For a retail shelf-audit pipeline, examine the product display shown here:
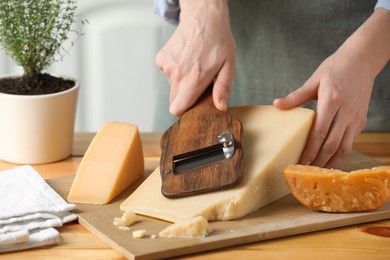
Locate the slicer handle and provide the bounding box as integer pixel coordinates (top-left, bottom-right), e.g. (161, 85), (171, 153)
(159, 79), (244, 198)
(187, 82), (215, 114)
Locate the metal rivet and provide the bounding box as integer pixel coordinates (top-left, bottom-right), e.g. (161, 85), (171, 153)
(218, 131), (235, 159)
(218, 131), (233, 147)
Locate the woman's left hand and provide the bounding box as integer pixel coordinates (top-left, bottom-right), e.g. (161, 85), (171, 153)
(273, 48), (374, 168)
(274, 8), (390, 169)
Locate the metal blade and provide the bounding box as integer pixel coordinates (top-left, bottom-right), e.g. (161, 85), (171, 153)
(173, 144), (225, 174)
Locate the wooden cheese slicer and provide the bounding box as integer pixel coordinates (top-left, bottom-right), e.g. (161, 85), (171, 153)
(160, 82), (244, 198)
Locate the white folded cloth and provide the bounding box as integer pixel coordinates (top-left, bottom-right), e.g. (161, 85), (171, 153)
(0, 230), (29, 246)
(0, 165), (77, 253)
(0, 228), (61, 253)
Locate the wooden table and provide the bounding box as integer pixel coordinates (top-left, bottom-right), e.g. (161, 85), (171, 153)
(1, 132), (390, 259)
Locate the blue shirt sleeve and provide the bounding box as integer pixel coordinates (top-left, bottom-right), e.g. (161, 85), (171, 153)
(153, 0), (389, 25)
(375, 0), (390, 10)
(154, 0), (180, 25)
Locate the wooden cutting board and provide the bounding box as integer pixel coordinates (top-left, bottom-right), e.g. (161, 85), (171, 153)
(48, 150), (390, 260)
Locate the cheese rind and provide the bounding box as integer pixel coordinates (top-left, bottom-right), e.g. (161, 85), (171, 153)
(121, 106), (314, 222)
(284, 165), (390, 212)
(68, 122), (144, 204)
(159, 216), (211, 238)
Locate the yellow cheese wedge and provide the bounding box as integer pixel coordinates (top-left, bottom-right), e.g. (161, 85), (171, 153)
(68, 122), (144, 204)
(120, 106), (314, 222)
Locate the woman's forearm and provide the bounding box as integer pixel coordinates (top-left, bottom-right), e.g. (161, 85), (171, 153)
(339, 8), (390, 79)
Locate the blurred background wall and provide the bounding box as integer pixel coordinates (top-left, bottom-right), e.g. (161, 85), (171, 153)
(0, 0), (172, 132)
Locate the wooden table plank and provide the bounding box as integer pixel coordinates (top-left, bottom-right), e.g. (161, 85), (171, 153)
(353, 133), (390, 165)
(177, 220), (390, 260)
(137, 226), (390, 260)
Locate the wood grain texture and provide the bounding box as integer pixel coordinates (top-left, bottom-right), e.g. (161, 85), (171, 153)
(0, 132), (389, 259)
(160, 87), (243, 197)
(177, 220), (390, 260)
(353, 133), (390, 165)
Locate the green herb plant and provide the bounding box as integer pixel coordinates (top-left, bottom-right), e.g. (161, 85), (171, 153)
(0, 0), (83, 77)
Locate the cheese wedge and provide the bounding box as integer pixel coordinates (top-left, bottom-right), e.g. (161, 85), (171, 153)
(68, 122), (144, 204)
(121, 106), (314, 222)
(284, 164), (390, 212)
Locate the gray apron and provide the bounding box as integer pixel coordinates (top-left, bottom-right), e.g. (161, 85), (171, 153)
(154, 0), (390, 132)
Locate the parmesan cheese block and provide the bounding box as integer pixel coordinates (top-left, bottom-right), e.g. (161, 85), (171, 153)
(159, 216), (212, 238)
(68, 122), (144, 204)
(284, 164), (390, 212)
(121, 106), (314, 222)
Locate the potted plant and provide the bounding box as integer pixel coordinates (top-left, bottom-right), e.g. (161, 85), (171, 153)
(0, 0), (84, 164)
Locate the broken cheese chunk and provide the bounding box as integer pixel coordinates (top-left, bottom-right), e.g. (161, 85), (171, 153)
(68, 122), (144, 204)
(284, 164), (390, 212)
(113, 210), (137, 226)
(159, 216), (211, 238)
(132, 229), (146, 238)
(121, 106), (314, 222)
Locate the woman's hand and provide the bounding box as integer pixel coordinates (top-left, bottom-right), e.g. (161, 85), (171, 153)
(155, 0), (236, 116)
(274, 8), (390, 168)
(274, 50), (374, 168)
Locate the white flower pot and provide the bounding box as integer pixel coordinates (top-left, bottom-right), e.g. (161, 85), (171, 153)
(0, 75), (79, 164)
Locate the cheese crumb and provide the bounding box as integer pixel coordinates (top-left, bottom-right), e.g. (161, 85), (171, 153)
(118, 226), (131, 231)
(132, 229), (146, 238)
(159, 216), (212, 238)
(113, 210), (137, 226)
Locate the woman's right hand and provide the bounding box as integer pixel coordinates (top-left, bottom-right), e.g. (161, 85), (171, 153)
(155, 0), (236, 116)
